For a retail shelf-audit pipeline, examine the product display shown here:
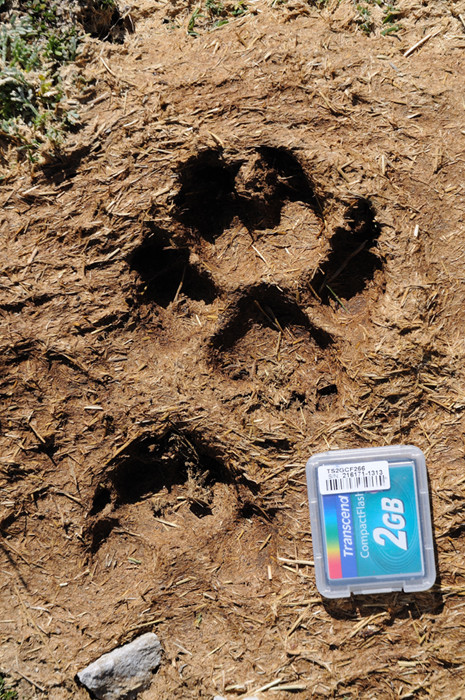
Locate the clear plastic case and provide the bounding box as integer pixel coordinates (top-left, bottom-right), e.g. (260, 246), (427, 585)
(306, 445), (436, 598)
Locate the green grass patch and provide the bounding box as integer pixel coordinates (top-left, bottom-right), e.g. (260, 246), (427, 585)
(270, 0), (329, 7)
(353, 0), (402, 35)
(0, 675), (16, 700)
(0, 2), (81, 160)
(268, 0), (402, 35)
(95, 0), (117, 7)
(187, 0), (248, 36)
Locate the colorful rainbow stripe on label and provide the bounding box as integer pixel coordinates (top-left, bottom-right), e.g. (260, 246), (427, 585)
(323, 494), (357, 579)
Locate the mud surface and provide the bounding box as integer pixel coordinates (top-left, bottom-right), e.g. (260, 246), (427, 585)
(2, 1), (465, 698)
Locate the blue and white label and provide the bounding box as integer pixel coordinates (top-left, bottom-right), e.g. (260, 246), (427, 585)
(321, 463), (424, 580)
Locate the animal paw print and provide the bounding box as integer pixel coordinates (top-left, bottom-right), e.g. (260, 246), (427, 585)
(157, 146), (381, 397)
(87, 427), (259, 553)
(87, 144), (383, 555)
(173, 145), (319, 240)
(130, 147), (381, 299)
(311, 197), (382, 305)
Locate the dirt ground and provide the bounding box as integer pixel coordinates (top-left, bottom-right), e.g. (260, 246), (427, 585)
(2, 0), (465, 697)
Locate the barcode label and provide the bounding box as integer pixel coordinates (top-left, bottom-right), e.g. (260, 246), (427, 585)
(318, 461), (390, 495)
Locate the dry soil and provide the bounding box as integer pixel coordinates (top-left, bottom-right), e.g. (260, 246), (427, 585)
(2, 1), (465, 698)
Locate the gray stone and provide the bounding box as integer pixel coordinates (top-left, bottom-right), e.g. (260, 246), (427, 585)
(77, 632), (162, 700)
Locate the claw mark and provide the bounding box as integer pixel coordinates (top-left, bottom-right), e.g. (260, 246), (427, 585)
(129, 230), (217, 307)
(312, 198), (382, 304)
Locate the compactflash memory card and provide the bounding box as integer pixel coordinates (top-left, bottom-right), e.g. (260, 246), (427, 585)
(306, 446), (436, 598)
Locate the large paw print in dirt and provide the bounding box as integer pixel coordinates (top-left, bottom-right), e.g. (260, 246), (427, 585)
(87, 144), (384, 570)
(133, 145), (382, 299)
(173, 146), (319, 241)
(87, 427), (265, 564)
(129, 146), (383, 398)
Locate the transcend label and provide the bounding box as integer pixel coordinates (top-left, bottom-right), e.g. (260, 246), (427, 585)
(321, 463), (423, 580)
(318, 461), (390, 496)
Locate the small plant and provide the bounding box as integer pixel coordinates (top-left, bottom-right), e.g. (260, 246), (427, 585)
(206, 0), (229, 28)
(381, 3), (401, 34)
(0, 66), (39, 122)
(0, 3), (82, 159)
(355, 3), (373, 34)
(0, 674), (17, 700)
(44, 27), (78, 63)
(187, 6), (203, 36)
(231, 1), (247, 16)
(206, 0), (224, 17)
(272, 0), (329, 8)
(353, 0), (401, 35)
(187, 0), (248, 36)
(96, 0), (117, 7)
(24, 0), (58, 25)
